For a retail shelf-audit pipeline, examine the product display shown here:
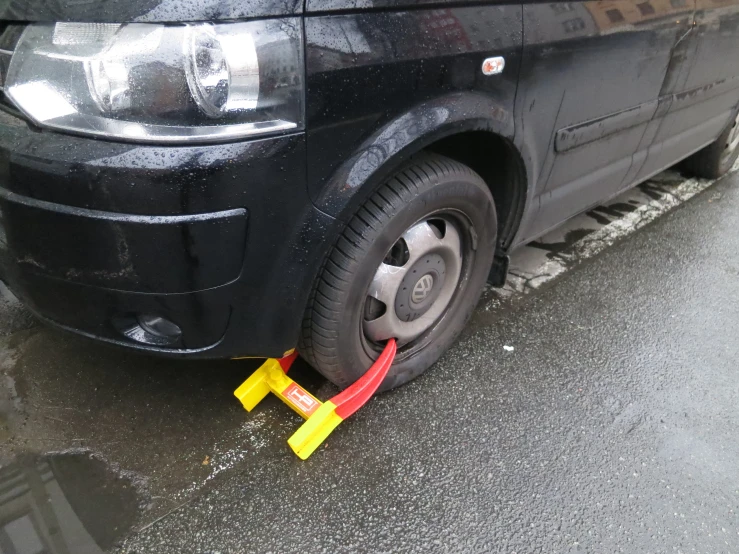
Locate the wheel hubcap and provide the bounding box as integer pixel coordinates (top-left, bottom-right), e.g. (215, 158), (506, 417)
(394, 252), (446, 322)
(412, 274), (434, 304)
(363, 217), (463, 346)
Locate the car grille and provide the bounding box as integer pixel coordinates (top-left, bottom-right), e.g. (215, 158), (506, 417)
(0, 23), (27, 112)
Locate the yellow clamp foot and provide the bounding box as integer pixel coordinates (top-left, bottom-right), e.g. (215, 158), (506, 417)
(288, 401), (343, 459)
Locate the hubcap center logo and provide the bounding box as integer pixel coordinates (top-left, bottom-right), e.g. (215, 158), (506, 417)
(411, 274), (435, 304)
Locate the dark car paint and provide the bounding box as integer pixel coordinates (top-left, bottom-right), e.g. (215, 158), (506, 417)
(518, 0), (739, 242)
(0, 0), (737, 358)
(518, 2), (692, 239)
(304, 6), (523, 221)
(0, 116), (334, 355)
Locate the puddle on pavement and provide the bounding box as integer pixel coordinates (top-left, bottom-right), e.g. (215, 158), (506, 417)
(0, 451), (146, 553)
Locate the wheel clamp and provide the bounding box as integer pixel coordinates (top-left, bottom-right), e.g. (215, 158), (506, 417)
(234, 339), (397, 460)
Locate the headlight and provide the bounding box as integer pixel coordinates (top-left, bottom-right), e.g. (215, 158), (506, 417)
(5, 20), (303, 143)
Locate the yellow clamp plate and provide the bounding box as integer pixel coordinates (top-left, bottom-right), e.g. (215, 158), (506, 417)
(234, 359), (321, 418)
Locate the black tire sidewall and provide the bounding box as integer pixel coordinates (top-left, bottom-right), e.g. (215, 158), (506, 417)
(682, 106), (739, 179)
(333, 175), (496, 390)
(718, 116), (739, 175)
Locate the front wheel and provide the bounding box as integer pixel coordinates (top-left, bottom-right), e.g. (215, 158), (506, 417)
(299, 154), (497, 391)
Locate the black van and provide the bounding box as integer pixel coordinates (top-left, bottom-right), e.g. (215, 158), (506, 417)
(0, 0), (737, 389)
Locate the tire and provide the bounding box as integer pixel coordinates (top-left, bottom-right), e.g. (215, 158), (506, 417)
(682, 108), (739, 179)
(299, 153), (497, 391)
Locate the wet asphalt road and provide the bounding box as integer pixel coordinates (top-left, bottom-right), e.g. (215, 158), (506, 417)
(1, 169), (739, 553)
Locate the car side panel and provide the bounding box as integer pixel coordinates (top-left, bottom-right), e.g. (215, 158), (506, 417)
(660, 0), (739, 159)
(621, 0), (697, 186)
(688, 0), (739, 95)
(304, 7), (523, 220)
(515, 1), (688, 242)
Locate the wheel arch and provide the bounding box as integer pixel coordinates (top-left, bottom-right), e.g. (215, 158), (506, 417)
(310, 91), (530, 251)
(426, 131), (527, 250)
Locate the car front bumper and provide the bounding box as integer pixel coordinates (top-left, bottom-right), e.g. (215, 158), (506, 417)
(0, 108), (334, 358)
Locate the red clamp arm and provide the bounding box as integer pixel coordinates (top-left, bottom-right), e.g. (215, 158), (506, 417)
(277, 350), (299, 372)
(330, 339), (397, 419)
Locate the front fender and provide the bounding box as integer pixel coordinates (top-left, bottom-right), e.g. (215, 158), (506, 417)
(310, 92), (515, 222)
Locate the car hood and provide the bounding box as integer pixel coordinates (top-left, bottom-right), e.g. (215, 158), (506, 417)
(0, 0), (302, 23)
